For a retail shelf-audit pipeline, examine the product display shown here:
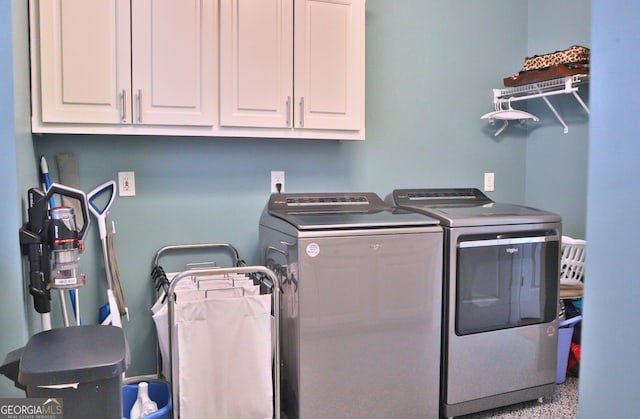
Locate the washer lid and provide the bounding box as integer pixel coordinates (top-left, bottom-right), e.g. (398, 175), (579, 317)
(266, 192), (439, 230)
(391, 188), (561, 227)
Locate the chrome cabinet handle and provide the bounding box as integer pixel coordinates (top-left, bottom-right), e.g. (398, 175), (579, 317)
(286, 96), (291, 127)
(137, 89), (142, 123)
(120, 89), (127, 122)
(299, 97), (304, 127)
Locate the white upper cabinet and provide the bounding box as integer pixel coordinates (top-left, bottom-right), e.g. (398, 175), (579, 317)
(219, 0), (293, 128)
(30, 0), (364, 139)
(294, 0), (363, 131)
(31, 0), (217, 131)
(131, 0), (216, 126)
(35, 0), (132, 124)
(219, 0), (365, 136)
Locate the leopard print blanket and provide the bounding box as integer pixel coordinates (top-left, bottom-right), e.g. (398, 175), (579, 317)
(522, 45), (590, 71)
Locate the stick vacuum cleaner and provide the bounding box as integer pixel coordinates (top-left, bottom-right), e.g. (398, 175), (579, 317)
(1, 182), (129, 419)
(18, 183), (90, 320)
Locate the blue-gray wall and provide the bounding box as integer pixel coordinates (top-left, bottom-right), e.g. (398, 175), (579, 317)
(579, 1), (640, 417)
(0, 0), (35, 397)
(526, 1), (591, 239)
(32, 0), (533, 377)
(9, 3), (633, 417)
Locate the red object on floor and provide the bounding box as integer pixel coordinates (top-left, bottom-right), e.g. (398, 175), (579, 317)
(567, 342), (581, 372)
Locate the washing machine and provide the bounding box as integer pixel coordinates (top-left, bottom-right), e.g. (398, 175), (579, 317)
(388, 188), (561, 418)
(259, 192), (443, 419)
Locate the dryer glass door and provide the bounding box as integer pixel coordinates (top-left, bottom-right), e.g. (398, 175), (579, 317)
(455, 232), (559, 335)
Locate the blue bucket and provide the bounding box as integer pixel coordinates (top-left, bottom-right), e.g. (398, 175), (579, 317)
(556, 316), (582, 384)
(556, 327), (574, 383)
(123, 380), (172, 419)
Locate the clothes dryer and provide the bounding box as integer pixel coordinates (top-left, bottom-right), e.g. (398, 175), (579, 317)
(389, 188), (561, 418)
(259, 192), (443, 419)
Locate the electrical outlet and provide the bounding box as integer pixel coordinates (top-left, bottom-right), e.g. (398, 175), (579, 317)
(484, 172), (495, 192)
(118, 171), (136, 196)
(271, 171), (285, 193)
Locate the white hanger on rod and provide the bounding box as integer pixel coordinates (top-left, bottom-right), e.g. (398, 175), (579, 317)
(481, 97), (540, 136)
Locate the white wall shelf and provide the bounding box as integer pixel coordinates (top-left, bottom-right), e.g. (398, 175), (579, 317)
(483, 74), (590, 136)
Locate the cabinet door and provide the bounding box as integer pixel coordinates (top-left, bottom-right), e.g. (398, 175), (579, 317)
(131, 0), (217, 126)
(219, 0), (293, 128)
(36, 0), (131, 124)
(294, 0), (364, 131)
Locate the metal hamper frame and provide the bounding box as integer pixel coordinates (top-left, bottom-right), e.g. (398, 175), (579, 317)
(152, 244), (281, 418)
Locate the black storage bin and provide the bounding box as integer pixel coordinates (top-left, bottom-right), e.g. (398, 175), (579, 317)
(18, 325), (128, 419)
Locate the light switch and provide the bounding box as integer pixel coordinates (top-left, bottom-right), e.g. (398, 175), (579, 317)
(484, 172), (495, 192)
(118, 171), (136, 196)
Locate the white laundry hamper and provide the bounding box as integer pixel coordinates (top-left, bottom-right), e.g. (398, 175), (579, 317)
(149, 244), (280, 419)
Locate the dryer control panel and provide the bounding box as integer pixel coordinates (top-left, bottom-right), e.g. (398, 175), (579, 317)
(268, 192), (388, 214)
(392, 188), (493, 207)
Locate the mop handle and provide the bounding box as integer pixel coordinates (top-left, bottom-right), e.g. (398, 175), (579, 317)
(88, 180), (117, 240)
(88, 181), (117, 291)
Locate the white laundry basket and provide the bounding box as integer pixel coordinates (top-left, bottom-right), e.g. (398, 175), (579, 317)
(560, 236), (586, 299)
(560, 236), (586, 282)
